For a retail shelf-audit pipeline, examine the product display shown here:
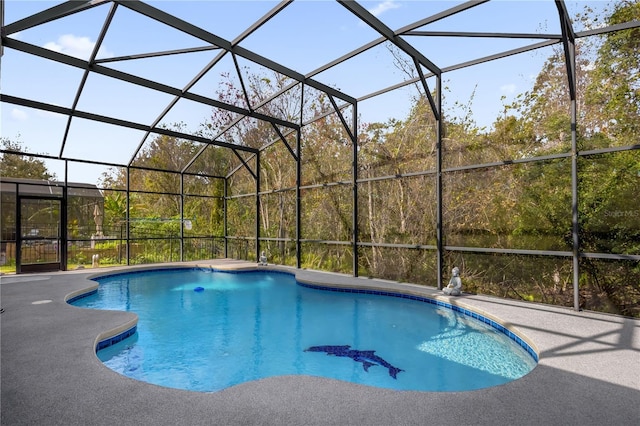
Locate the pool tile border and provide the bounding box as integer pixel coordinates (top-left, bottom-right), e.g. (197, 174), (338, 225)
(296, 281), (539, 362)
(73, 266), (538, 362)
(96, 326), (137, 351)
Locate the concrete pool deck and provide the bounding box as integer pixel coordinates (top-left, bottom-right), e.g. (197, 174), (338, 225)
(1, 259), (639, 425)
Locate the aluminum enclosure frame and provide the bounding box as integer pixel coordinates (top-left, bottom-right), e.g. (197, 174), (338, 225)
(1, 0), (639, 312)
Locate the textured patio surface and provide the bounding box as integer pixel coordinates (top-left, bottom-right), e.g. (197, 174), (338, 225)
(1, 259), (639, 425)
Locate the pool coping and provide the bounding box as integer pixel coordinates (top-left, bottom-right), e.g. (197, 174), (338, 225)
(2, 259), (639, 426)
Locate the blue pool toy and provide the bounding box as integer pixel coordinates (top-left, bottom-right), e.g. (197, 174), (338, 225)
(194, 286), (205, 292)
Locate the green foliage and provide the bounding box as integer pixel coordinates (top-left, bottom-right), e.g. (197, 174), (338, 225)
(103, 191), (127, 226)
(579, 151), (640, 255)
(585, 1), (640, 141)
(0, 138), (55, 180)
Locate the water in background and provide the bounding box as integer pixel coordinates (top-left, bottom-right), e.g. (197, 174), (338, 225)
(74, 269), (536, 392)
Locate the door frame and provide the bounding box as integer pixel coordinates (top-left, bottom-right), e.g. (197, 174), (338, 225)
(16, 194), (67, 274)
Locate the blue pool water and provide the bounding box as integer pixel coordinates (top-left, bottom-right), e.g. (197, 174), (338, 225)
(71, 268), (536, 392)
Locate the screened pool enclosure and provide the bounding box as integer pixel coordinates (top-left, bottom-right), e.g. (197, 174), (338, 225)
(1, 1), (639, 316)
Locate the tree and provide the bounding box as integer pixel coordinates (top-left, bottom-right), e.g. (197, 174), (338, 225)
(585, 0), (640, 145)
(204, 68), (358, 267)
(357, 95), (439, 278)
(0, 138), (55, 180)
(489, 2), (640, 315)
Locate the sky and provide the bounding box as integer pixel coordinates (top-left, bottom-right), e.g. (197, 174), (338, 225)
(1, 0), (612, 184)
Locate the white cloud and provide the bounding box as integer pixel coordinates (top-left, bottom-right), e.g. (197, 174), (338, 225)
(369, 0), (401, 17)
(43, 34), (113, 60)
(500, 83), (517, 94)
(36, 109), (64, 119)
(10, 108), (28, 121)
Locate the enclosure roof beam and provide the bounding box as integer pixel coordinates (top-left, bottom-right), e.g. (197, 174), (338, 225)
(555, 0), (577, 101)
(230, 0), (293, 46)
(404, 31), (562, 39)
(393, 0), (490, 35)
(359, 21), (637, 105)
(3, 38), (298, 131)
(357, 11), (638, 104)
(441, 39), (559, 73)
(61, 1), (118, 159)
(337, 0), (441, 76)
(94, 45), (222, 64)
(174, 0), (299, 175)
(328, 95), (354, 142)
(0, 94), (259, 155)
(226, 159), (251, 180)
(117, 0), (356, 105)
(307, 1), (487, 84)
(306, 38), (385, 79)
(232, 150), (257, 180)
(270, 123), (298, 162)
(130, 0), (294, 169)
(576, 20), (640, 37)
(2, 0), (106, 35)
(356, 37), (557, 104)
(413, 57), (439, 121)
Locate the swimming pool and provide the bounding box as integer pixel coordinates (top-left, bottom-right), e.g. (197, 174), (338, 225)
(70, 268), (537, 392)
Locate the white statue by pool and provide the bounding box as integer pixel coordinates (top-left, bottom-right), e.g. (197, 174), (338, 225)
(259, 251), (268, 266)
(443, 267), (462, 296)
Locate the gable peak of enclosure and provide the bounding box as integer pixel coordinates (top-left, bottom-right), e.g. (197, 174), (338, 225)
(1, 1), (639, 317)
